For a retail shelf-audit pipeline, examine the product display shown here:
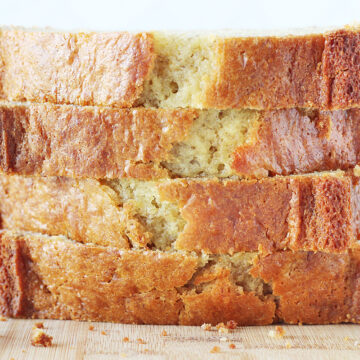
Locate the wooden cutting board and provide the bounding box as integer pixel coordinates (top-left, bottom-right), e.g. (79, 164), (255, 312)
(1, 319), (360, 359)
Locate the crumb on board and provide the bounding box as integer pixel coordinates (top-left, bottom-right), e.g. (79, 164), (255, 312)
(34, 322), (44, 329)
(210, 346), (220, 353)
(88, 325), (94, 331)
(0, 315), (7, 321)
(344, 336), (350, 341)
(229, 343), (236, 349)
(354, 340), (360, 347)
(201, 323), (212, 331)
(268, 326), (285, 338)
(101, 331), (107, 335)
(31, 327), (53, 347)
(286, 342), (292, 349)
(220, 337), (228, 342)
(298, 322), (303, 326)
(161, 330), (168, 336)
(226, 320), (238, 329)
(123, 337), (130, 342)
(137, 338), (147, 344)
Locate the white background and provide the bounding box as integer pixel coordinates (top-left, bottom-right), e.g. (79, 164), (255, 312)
(0, 0), (359, 31)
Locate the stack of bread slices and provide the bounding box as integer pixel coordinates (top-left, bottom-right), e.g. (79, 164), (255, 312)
(1, 26), (360, 325)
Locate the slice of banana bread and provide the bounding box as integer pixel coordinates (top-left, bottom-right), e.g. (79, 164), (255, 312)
(2, 103), (360, 179)
(1, 27), (360, 110)
(0, 170), (357, 254)
(1, 230), (359, 325)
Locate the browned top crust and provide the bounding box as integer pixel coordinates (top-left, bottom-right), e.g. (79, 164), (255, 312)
(251, 250), (360, 324)
(205, 28), (360, 110)
(0, 231), (274, 325)
(232, 108), (360, 177)
(159, 174), (355, 254)
(0, 103), (197, 179)
(0, 29), (155, 107)
(206, 35), (324, 110)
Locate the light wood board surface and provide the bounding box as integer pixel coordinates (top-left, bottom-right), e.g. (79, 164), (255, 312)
(1, 319), (360, 359)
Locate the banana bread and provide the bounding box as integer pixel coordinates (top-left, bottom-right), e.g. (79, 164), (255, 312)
(1, 27), (360, 110)
(2, 102), (360, 179)
(0, 171), (357, 254)
(1, 230), (360, 325)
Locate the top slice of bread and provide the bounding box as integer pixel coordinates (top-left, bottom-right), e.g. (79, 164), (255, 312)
(1, 27), (360, 110)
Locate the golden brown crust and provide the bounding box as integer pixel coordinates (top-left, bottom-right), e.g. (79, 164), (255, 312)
(0, 231), (274, 325)
(0, 29), (155, 107)
(322, 29), (360, 109)
(205, 35), (324, 110)
(251, 250), (360, 324)
(0, 103), (198, 180)
(205, 29), (360, 110)
(159, 174), (355, 254)
(232, 109), (360, 177)
(0, 175), (152, 249)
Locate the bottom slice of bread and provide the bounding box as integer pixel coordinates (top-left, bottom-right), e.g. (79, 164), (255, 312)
(1, 230), (360, 325)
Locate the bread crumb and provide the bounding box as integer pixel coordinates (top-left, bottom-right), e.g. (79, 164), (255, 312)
(123, 337), (129, 342)
(161, 330), (168, 336)
(88, 325), (94, 331)
(275, 326), (285, 337)
(354, 340), (360, 347)
(144, 349), (149, 352)
(31, 327), (53, 347)
(0, 315), (7, 321)
(354, 165), (360, 177)
(298, 322), (303, 326)
(137, 338), (147, 344)
(220, 337), (228, 342)
(344, 336), (349, 341)
(101, 331), (106, 335)
(269, 326), (285, 338)
(218, 327), (229, 334)
(34, 322), (44, 329)
(201, 323), (212, 331)
(210, 346), (220, 353)
(216, 322), (229, 334)
(229, 343), (236, 349)
(286, 342), (292, 349)
(226, 320), (237, 329)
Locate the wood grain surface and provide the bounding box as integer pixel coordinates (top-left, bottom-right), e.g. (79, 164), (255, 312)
(1, 319), (360, 359)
